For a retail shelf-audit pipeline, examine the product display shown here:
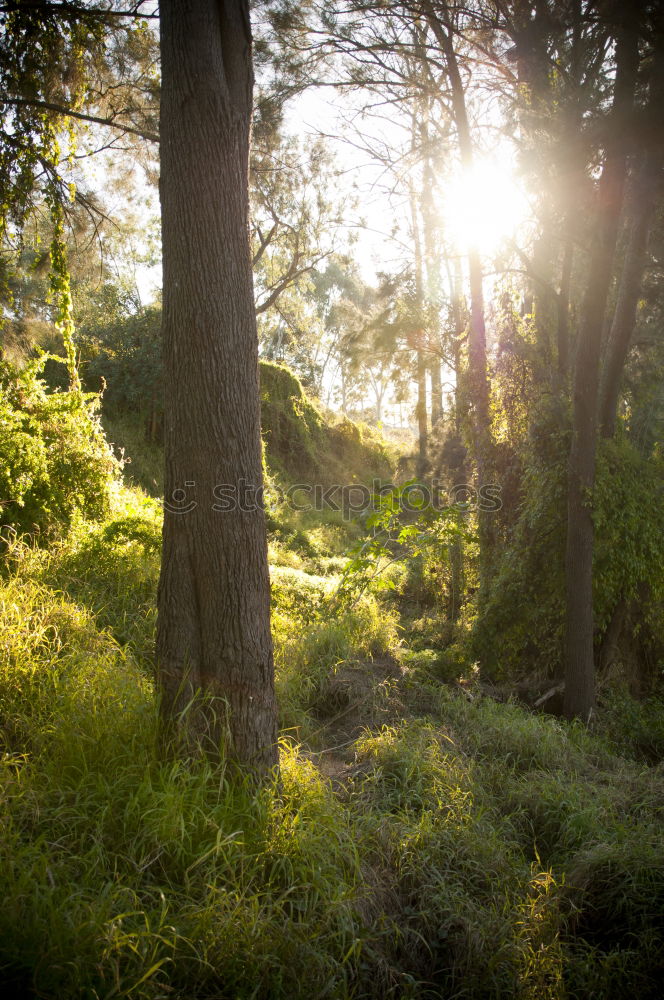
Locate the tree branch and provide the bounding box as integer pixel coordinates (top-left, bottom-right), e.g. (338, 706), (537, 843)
(2, 97), (159, 142)
(0, 1), (158, 18)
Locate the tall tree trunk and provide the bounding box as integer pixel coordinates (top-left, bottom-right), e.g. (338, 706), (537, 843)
(420, 98), (443, 427)
(556, 0), (584, 386)
(375, 381), (384, 423)
(530, 224), (556, 373)
(416, 350), (428, 473)
(157, 0), (278, 774)
(563, 21), (638, 720)
(598, 31), (664, 440)
(447, 256), (466, 620)
(447, 256), (465, 437)
(600, 142), (664, 437)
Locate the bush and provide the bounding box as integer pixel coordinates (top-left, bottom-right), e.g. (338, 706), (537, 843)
(0, 357), (119, 540)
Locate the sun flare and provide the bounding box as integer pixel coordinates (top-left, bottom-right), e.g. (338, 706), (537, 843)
(444, 157), (530, 256)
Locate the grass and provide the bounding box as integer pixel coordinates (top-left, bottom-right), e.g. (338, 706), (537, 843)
(1, 484), (664, 998)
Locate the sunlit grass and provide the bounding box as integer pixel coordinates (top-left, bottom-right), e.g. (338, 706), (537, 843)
(0, 487), (663, 997)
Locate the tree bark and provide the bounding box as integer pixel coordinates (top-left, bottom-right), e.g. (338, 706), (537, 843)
(600, 143), (664, 437)
(555, 0), (584, 386)
(157, 0), (278, 774)
(563, 20), (639, 720)
(430, 360), (443, 426)
(420, 100), (443, 427)
(448, 256), (466, 619)
(416, 349), (428, 474)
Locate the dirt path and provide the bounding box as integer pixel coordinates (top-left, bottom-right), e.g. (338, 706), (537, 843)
(307, 653), (408, 788)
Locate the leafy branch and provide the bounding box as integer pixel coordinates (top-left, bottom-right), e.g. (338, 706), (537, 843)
(333, 479), (474, 609)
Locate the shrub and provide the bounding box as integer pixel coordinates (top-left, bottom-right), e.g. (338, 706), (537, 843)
(0, 357), (119, 540)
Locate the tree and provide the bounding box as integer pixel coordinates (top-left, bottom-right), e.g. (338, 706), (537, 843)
(157, 0), (278, 774)
(0, 0), (160, 385)
(295, 0), (496, 574)
(421, 4), (493, 577)
(251, 132), (339, 317)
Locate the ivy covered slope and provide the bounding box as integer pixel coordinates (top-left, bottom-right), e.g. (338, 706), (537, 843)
(259, 360), (393, 484)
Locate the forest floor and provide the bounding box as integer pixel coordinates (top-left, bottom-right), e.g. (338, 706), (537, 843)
(1, 479), (664, 999)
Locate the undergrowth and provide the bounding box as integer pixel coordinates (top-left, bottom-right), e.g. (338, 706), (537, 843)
(0, 486), (663, 998)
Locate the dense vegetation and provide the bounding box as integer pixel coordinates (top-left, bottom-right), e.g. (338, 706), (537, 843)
(0, 365), (663, 997)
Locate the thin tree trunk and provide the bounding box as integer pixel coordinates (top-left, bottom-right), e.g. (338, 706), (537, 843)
(420, 97), (443, 427)
(375, 380), (385, 424)
(448, 256), (465, 437)
(557, 0), (583, 386)
(531, 225), (556, 372)
(448, 257), (466, 619)
(410, 184), (428, 475)
(598, 597), (628, 675)
(157, 0), (278, 774)
(557, 234), (573, 382)
(430, 361), (443, 426)
(416, 350), (428, 473)
(563, 21), (638, 720)
(424, 4), (493, 589)
(448, 532), (464, 622)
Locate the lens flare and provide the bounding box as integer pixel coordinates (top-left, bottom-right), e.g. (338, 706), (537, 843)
(444, 157), (529, 256)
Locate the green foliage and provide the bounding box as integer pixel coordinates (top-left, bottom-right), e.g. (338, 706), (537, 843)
(0, 532), (367, 999)
(46, 198), (78, 388)
(335, 479), (469, 608)
(0, 357), (119, 540)
(0, 6), (97, 298)
(1, 488), (664, 997)
(260, 360), (392, 484)
(593, 435), (664, 631)
(328, 415), (394, 480)
(103, 412), (164, 497)
(81, 306), (163, 418)
(0, 2), (158, 332)
(271, 563), (399, 739)
(0, 7), (157, 392)
(596, 686), (664, 762)
(252, 134), (350, 377)
(81, 339), (392, 493)
(471, 400), (568, 681)
(472, 404), (664, 684)
(401, 643), (470, 683)
(40, 492), (161, 668)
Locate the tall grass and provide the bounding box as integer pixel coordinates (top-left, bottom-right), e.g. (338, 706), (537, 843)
(1, 489), (663, 997)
